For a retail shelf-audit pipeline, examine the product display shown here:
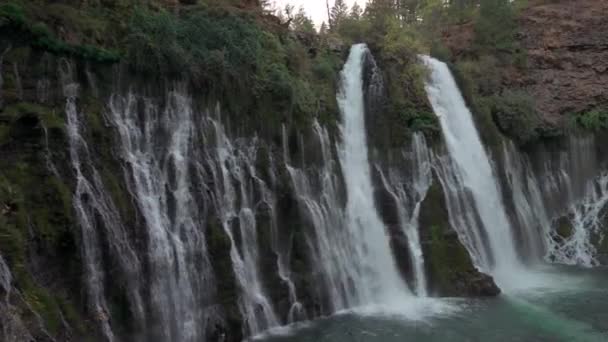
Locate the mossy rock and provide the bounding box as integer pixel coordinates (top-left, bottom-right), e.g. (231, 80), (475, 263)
(2, 102), (63, 130)
(419, 174), (500, 297)
(205, 217), (243, 341)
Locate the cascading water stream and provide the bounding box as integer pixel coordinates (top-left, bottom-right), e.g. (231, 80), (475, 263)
(502, 141), (552, 262)
(337, 44), (411, 304)
(0, 253), (11, 303)
(205, 115), (280, 334)
(402, 133), (433, 296)
(62, 63), (145, 342)
(285, 122), (354, 311)
(109, 91), (217, 341)
(501, 134), (608, 266)
(422, 56), (525, 285)
(557, 173), (608, 266)
(375, 133), (432, 297)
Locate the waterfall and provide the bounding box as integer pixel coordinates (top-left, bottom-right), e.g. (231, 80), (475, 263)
(422, 55), (608, 279)
(554, 173), (608, 266)
(537, 136), (606, 266)
(422, 56), (524, 283)
(109, 92), (217, 341)
(375, 133), (432, 297)
(0, 253), (10, 303)
(110, 92), (294, 337)
(501, 136), (608, 266)
(502, 141), (552, 262)
(62, 62), (145, 342)
(336, 44), (410, 304)
(285, 122), (353, 311)
(205, 113), (280, 334)
(403, 133), (433, 296)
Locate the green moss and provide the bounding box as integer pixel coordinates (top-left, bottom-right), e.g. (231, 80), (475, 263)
(58, 297), (88, 335)
(0, 122), (81, 335)
(428, 224), (474, 288)
(419, 178), (480, 295)
(22, 285), (63, 334)
(2, 102), (64, 129)
(206, 218), (242, 333)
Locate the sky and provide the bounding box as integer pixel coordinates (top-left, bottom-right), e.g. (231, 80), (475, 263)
(273, 0), (365, 27)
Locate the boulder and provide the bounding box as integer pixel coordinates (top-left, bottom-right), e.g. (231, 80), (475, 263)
(419, 173), (501, 297)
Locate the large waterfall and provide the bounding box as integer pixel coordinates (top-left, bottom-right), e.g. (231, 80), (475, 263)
(37, 46), (605, 342)
(422, 56), (608, 287)
(336, 44), (411, 304)
(422, 56), (526, 284)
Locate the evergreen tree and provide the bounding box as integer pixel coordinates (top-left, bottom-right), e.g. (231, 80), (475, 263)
(319, 21), (329, 35)
(330, 0), (349, 29)
(448, 0), (479, 23)
(399, 0), (420, 24)
(475, 0), (516, 52)
(350, 2), (363, 20)
(292, 6), (316, 33)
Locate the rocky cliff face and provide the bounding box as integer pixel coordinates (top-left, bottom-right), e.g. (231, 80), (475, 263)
(513, 0), (608, 125)
(3, 1), (607, 341)
(443, 0), (608, 127)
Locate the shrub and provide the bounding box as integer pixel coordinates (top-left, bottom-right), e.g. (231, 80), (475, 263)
(575, 108), (608, 131)
(429, 40), (452, 63)
(474, 0), (517, 53)
(455, 56), (501, 97)
(409, 110), (440, 135)
(0, 2), (27, 27)
(489, 90), (540, 145)
(0, 2), (119, 63)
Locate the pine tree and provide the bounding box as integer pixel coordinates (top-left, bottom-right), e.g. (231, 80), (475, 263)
(475, 0), (516, 52)
(330, 0), (349, 29)
(350, 2), (363, 20)
(319, 22), (329, 35)
(292, 6), (316, 33)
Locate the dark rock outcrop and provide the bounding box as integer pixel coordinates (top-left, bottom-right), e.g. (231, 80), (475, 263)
(418, 174), (500, 297)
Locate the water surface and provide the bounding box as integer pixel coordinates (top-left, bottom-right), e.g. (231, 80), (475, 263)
(256, 266), (608, 342)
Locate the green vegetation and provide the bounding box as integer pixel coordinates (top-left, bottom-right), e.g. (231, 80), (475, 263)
(419, 179), (482, 296)
(572, 108), (608, 131)
(0, 94), (87, 336)
(0, 2), (119, 63)
(489, 90), (540, 145)
(474, 0), (518, 53)
(0, 152), (82, 336)
(125, 5), (341, 131)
